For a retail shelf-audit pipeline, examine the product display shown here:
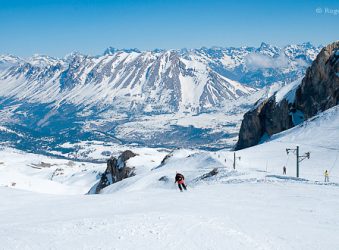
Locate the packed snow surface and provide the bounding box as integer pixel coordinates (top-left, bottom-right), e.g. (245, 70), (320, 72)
(1, 182), (338, 250)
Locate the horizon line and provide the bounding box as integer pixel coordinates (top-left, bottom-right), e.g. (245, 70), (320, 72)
(0, 41), (328, 59)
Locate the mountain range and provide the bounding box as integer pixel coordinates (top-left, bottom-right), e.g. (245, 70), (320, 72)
(0, 42), (322, 156)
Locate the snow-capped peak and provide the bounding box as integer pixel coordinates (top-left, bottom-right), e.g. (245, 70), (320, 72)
(27, 54), (62, 67)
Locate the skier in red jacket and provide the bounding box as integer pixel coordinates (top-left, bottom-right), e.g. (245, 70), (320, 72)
(175, 172), (187, 192)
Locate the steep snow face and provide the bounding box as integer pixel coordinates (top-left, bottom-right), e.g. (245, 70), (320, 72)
(275, 78), (302, 103)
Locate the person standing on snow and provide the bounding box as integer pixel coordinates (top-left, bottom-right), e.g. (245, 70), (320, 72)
(175, 172), (187, 192)
(324, 170), (329, 182)
(283, 166), (286, 175)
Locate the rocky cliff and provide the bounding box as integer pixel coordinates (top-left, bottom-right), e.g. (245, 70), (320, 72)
(236, 41), (339, 150)
(295, 42), (339, 118)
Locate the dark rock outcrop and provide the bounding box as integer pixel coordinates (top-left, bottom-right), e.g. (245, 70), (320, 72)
(89, 150), (137, 194)
(236, 97), (292, 149)
(191, 168), (219, 184)
(160, 152), (173, 165)
(236, 41), (339, 150)
(295, 42), (339, 119)
(200, 168), (219, 179)
(158, 176), (170, 182)
(151, 151), (174, 170)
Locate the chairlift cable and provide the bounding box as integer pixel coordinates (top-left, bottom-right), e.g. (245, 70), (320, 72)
(329, 150), (339, 173)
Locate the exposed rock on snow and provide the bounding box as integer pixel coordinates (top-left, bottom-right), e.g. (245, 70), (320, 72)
(192, 168), (219, 182)
(153, 152), (174, 170)
(236, 41), (339, 150)
(160, 152), (173, 165)
(158, 176), (170, 182)
(89, 150), (137, 194)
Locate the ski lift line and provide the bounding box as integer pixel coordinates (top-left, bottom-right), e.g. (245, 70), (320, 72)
(285, 153), (290, 166)
(272, 140), (339, 151)
(233, 155), (339, 180)
(257, 159), (338, 181)
(329, 150), (339, 173)
(265, 167), (339, 178)
(235, 155), (285, 160)
(300, 143), (338, 151)
(278, 140), (339, 176)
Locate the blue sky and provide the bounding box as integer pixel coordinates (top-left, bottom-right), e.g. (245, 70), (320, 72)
(0, 0), (338, 57)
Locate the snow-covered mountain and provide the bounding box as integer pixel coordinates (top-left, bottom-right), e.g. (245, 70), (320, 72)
(0, 43), (321, 153)
(0, 50), (253, 113)
(0, 42), (320, 111)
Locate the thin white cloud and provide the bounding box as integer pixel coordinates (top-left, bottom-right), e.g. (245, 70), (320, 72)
(245, 53), (290, 70)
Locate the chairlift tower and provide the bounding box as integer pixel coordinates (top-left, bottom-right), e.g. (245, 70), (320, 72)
(233, 152), (241, 170)
(286, 146), (310, 178)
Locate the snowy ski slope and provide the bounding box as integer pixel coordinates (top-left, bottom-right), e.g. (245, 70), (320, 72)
(0, 103), (338, 249)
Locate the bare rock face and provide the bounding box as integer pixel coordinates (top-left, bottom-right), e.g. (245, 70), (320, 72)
(236, 97), (292, 150)
(236, 41), (339, 150)
(89, 150), (137, 194)
(119, 150), (137, 163)
(295, 42), (339, 119)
